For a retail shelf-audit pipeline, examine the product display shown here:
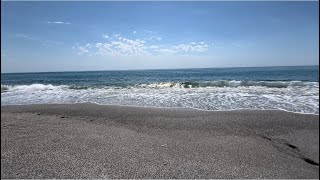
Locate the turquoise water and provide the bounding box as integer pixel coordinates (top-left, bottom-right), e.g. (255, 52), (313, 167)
(1, 66), (319, 114)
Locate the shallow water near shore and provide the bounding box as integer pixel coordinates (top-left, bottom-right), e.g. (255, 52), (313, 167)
(1, 66), (319, 114)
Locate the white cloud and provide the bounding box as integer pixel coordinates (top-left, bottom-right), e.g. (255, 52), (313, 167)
(15, 34), (29, 38)
(154, 48), (177, 55)
(94, 36), (149, 56)
(173, 42), (208, 53)
(85, 43), (92, 48)
(75, 43), (93, 55)
(78, 46), (89, 55)
(149, 45), (159, 49)
(133, 31), (137, 34)
(151, 42), (209, 55)
(146, 36), (163, 41)
(232, 43), (241, 47)
(102, 34), (109, 39)
(42, 43), (51, 47)
(75, 33), (210, 57)
(47, 21), (71, 25)
(96, 43), (103, 48)
(43, 39), (61, 45)
(211, 41), (224, 48)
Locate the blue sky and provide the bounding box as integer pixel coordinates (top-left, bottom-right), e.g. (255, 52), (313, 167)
(1, 1), (319, 73)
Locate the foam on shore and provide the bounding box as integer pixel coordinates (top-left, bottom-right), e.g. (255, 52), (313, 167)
(1, 81), (319, 114)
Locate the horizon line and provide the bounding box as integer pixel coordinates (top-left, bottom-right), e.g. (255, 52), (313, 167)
(1, 0), (318, 1)
(1, 64), (319, 74)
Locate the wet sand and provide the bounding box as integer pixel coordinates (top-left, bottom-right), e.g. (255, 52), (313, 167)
(1, 103), (319, 178)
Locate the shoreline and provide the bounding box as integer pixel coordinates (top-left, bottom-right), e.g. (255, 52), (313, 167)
(1, 103), (319, 178)
(2, 102), (319, 116)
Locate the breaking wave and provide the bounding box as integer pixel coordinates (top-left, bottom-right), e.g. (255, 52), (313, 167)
(1, 80), (319, 115)
(1, 80), (319, 92)
(136, 80), (319, 88)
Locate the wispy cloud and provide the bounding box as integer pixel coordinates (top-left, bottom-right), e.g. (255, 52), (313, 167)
(75, 33), (210, 57)
(173, 42), (208, 53)
(95, 38), (149, 56)
(211, 41), (225, 48)
(154, 48), (177, 55)
(102, 34), (109, 39)
(146, 36), (163, 41)
(73, 43), (92, 55)
(47, 21), (71, 25)
(149, 45), (159, 49)
(141, 30), (163, 41)
(75, 34), (150, 56)
(231, 42), (241, 47)
(114, 33), (121, 37)
(149, 42), (209, 55)
(42, 39), (61, 45)
(133, 31), (137, 34)
(78, 46), (90, 55)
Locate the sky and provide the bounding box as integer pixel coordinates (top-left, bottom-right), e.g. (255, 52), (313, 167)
(1, 1), (319, 73)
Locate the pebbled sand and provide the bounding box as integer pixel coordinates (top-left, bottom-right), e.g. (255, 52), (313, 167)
(1, 103), (319, 179)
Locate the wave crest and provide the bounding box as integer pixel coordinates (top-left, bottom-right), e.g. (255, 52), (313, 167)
(1, 80), (319, 92)
(136, 80), (319, 89)
(1, 81), (319, 114)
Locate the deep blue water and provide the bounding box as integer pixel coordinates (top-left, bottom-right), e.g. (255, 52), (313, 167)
(2, 66), (319, 87)
(1, 66), (319, 114)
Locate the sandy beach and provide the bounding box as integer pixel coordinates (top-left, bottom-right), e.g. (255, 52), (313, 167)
(1, 103), (319, 179)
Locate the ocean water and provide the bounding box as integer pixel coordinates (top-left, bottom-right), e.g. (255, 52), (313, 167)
(1, 66), (319, 114)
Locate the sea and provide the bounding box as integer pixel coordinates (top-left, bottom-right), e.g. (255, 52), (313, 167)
(1, 66), (319, 115)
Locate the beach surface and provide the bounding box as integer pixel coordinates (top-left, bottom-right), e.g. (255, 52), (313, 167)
(1, 103), (319, 178)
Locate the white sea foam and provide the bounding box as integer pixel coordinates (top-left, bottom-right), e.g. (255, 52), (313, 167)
(134, 80), (319, 89)
(1, 82), (319, 114)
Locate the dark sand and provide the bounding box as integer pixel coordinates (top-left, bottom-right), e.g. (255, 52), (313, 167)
(1, 103), (319, 179)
